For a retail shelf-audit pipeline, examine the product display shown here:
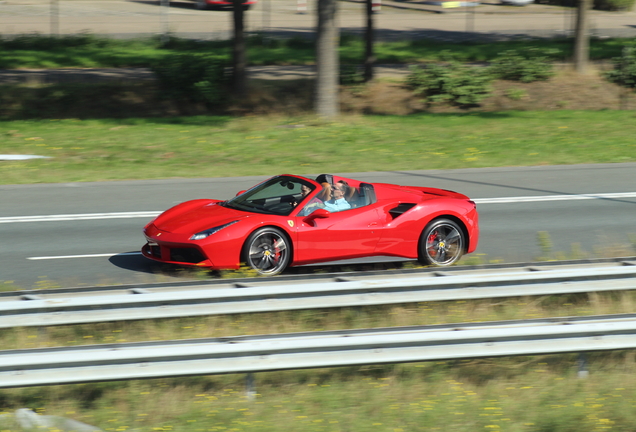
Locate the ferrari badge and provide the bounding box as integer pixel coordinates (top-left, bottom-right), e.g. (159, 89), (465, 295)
(287, 220), (294, 227)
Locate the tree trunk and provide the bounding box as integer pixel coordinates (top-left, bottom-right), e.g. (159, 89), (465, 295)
(232, 0), (247, 97)
(315, 0), (339, 118)
(364, 0), (375, 82)
(574, 0), (591, 74)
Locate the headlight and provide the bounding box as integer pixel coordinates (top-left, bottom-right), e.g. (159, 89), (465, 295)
(190, 220), (239, 240)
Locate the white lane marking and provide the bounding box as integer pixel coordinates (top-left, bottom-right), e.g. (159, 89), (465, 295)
(3, 192), (636, 225)
(474, 192), (636, 205)
(0, 154), (51, 160)
(0, 211), (161, 224)
(28, 252), (142, 261)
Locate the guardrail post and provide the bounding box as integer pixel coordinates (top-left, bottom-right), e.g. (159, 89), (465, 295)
(246, 373), (256, 400)
(577, 353), (589, 378)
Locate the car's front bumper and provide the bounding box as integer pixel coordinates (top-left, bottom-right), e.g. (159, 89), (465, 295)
(141, 223), (243, 269)
(141, 241), (211, 267)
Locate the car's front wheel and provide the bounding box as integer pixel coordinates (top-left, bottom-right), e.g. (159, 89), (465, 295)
(418, 218), (465, 266)
(242, 227), (290, 275)
(195, 0), (208, 10)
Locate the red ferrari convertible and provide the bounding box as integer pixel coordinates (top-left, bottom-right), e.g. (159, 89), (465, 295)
(142, 174), (479, 275)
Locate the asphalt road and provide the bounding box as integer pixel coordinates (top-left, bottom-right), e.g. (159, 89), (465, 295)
(0, 0), (635, 41)
(1, 163), (635, 289)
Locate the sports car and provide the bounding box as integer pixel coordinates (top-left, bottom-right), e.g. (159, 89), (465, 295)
(142, 174), (479, 275)
(192, 0), (257, 10)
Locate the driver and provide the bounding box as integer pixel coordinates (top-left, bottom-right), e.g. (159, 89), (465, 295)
(298, 183), (330, 216)
(292, 184), (314, 208)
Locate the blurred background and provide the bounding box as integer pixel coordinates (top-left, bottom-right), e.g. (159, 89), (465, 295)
(1, 0), (635, 42)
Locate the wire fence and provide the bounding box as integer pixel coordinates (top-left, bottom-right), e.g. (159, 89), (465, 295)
(1, 0), (635, 42)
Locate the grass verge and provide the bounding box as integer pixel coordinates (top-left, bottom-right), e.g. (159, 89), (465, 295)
(1, 111), (635, 185)
(1, 290), (636, 431)
(1, 357), (636, 432)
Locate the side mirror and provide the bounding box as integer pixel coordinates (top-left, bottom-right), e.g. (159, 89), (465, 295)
(236, 190), (246, 196)
(309, 208), (330, 218)
(303, 208), (330, 226)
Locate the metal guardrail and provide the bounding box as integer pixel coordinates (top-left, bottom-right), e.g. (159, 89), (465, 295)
(1, 313), (636, 388)
(1, 262), (635, 328)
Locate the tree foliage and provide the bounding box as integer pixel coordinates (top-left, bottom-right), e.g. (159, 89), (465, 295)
(406, 62), (492, 107)
(151, 54), (229, 107)
(490, 48), (559, 83)
(605, 45), (636, 90)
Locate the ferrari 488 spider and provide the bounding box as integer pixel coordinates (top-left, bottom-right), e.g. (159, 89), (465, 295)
(142, 174), (479, 275)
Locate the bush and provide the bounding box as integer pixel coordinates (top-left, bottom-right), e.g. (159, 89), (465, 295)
(286, 36), (313, 50)
(605, 45), (636, 90)
(406, 62), (493, 107)
(489, 48), (558, 83)
(340, 64), (365, 85)
(594, 0), (634, 10)
(0, 83), (165, 120)
(0, 32), (109, 50)
(151, 54), (229, 107)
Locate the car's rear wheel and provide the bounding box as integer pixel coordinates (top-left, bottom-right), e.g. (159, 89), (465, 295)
(242, 227), (290, 276)
(418, 218), (465, 266)
(195, 0), (208, 10)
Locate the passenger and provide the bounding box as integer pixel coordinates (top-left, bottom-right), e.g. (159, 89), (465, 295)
(338, 180), (357, 202)
(300, 182), (352, 215)
(335, 180), (351, 200)
(322, 182), (352, 212)
(315, 182), (332, 202)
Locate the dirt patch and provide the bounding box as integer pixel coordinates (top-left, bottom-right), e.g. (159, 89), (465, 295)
(235, 65), (636, 116)
(337, 68), (636, 115)
(1, 66), (634, 119)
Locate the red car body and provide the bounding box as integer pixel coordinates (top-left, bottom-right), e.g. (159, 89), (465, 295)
(142, 174), (479, 274)
(194, 0), (257, 9)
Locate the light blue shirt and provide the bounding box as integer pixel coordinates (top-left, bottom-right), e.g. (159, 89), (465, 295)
(323, 198), (351, 213)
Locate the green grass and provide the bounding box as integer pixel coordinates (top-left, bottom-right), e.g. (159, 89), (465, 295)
(1, 111), (635, 184)
(1, 290), (636, 431)
(0, 33), (634, 69)
(1, 358), (636, 432)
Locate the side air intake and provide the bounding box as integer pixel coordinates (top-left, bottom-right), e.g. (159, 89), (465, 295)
(388, 203), (416, 219)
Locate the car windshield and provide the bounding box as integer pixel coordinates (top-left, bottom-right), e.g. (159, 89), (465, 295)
(223, 176), (316, 216)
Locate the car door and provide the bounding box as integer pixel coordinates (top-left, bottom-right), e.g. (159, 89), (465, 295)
(293, 205), (383, 264)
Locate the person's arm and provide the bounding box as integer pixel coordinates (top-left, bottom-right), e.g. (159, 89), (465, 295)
(299, 200), (325, 216)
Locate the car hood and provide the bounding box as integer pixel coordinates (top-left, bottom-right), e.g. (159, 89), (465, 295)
(154, 201), (251, 234)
